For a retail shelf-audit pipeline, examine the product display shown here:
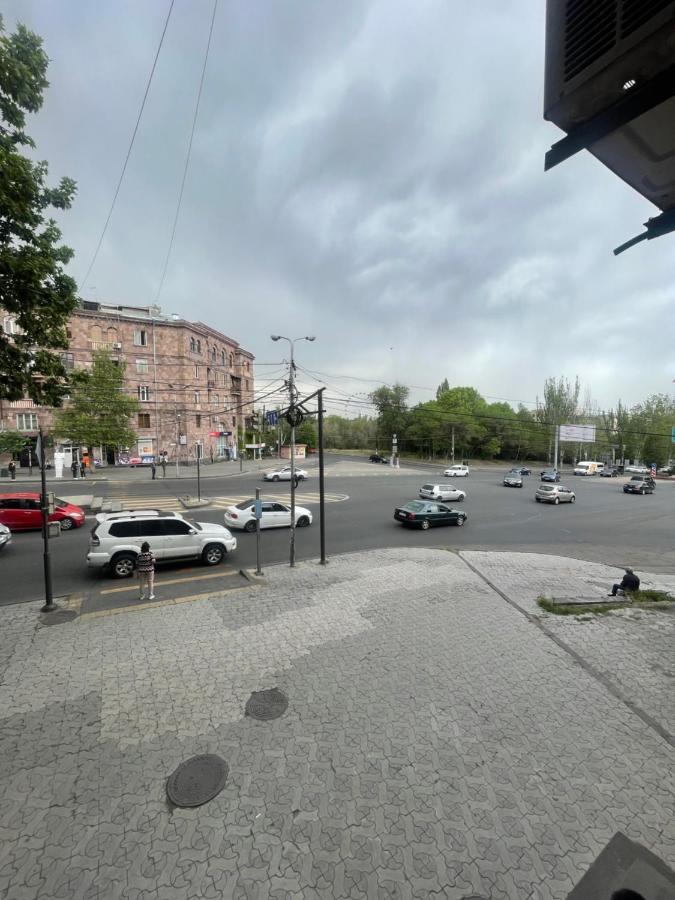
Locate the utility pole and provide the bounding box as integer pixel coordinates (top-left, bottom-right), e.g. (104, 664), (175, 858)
(318, 388), (326, 565)
(38, 427), (55, 612)
(553, 424), (560, 471)
(451, 426), (455, 464)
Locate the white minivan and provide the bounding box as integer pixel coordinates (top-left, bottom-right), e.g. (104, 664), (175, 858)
(419, 483), (466, 502)
(573, 461), (604, 476)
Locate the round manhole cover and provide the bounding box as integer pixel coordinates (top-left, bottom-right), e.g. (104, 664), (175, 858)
(39, 609), (78, 626)
(245, 688), (288, 721)
(166, 754), (228, 808)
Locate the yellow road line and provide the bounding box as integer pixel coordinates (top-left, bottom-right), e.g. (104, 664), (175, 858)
(100, 568), (240, 595)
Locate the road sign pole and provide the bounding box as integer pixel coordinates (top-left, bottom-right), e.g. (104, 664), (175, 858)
(38, 427), (56, 613)
(255, 488), (262, 575)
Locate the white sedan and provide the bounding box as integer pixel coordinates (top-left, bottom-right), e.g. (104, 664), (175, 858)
(624, 464), (649, 475)
(224, 499), (313, 532)
(443, 464), (469, 477)
(263, 466), (308, 482)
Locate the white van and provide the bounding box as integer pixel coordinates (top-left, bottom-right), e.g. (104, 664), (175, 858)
(573, 461), (604, 476)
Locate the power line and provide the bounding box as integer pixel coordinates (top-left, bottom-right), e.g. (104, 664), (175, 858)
(154, 0), (219, 304)
(78, 0), (176, 290)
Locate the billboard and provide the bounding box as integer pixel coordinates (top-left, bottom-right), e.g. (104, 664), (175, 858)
(559, 424), (596, 443)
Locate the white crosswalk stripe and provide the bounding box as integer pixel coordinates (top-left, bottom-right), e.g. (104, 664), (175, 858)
(107, 491), (348, 513)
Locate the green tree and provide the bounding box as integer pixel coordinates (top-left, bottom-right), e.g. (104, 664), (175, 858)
(295, 419), (317, 447)
(369, 384), (409, 448)
(0, 17), (78, 406)
(0, 429), (30, 455)
(537, 376), (581, 464)
(53, 352), (138, 457)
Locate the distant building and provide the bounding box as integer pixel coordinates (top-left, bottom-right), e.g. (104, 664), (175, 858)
(0, 302), (254, 466)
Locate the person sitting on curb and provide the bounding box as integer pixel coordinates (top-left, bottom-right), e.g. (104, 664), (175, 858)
(609, 567), (640, 597)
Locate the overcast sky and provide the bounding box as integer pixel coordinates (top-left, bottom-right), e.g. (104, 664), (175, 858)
(6, 1), (674, 416)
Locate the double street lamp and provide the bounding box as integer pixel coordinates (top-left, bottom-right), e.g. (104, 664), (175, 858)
(270, 334), (315, 567)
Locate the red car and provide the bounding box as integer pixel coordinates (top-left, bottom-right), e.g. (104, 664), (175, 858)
(0, 493), (86, 531)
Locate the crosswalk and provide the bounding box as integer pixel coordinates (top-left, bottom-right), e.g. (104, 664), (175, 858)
(98, 490), (348, 514)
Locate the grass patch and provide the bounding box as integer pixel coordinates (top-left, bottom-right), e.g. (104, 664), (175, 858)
(537, 589), (672, 616)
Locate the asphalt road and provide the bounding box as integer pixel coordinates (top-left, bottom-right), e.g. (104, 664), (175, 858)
(1, 458), (674, 608)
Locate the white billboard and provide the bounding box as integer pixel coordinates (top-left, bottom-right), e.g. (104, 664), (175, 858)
(559, 424), (596, 443)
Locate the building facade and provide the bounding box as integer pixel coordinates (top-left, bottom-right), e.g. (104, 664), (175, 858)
(0, 302), (255, 466)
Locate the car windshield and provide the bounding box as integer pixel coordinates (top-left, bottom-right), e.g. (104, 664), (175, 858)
(403, 501), (425, 511)
(235, 500), (255, 509)
(55, 498), (69, 508)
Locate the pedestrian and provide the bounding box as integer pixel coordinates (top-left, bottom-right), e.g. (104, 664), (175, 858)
(136, 541), (155, 601)
(293, 472), (301, 490)
(609, 567), (640, 597)
(71, 460), (78, 479)
(7, 461), (16, 480)
(160, 455), (167, 478)
(151, 460), (157, 480)
(80, 461), (86, 478)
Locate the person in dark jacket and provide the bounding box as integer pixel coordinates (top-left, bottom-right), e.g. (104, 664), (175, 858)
(7, 461), (16, 480)
(71, 460), (78, 478)
(609, 567), (640, 596)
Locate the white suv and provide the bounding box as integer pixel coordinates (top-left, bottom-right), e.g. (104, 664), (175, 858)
(87, 513), (237, 578)
(443, 464), (469, 477)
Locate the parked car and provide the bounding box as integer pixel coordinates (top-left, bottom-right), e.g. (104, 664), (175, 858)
(509, 466), (531, 476)
(263, 466), (308, 482)
(623, 476), (655, 495)
(657, 466), (674, 476)
(224, 499), (313, 532)
(87, 513), (237, 577)
(0, 523), (11, 550)
(394, 500), (467, 529)
(369, 454), (389, 464)
(418, 483), (466, 502)
(540, 469), (561, 482)
(599, 467), (620, 477)
(503, 472), (523, 488)
(625, 464), (650, 474)
(0, 493), (85, 531)
(535, 484), (575, 504)
(443, 464), (469, 478)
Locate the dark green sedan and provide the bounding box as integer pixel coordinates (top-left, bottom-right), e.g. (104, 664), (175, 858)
(394, 500), (467, 530)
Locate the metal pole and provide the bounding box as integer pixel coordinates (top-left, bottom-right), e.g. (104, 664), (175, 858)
(255, 487), (262, 575)
(451, 426), (455, 464)
(197, 449), (201, 500)
(39, 427), (55, 612)
(554, 424), (559, 471)
(289, 342), (296, 568)
(175, 412), (180, 478)
(318, 388), (326, 565)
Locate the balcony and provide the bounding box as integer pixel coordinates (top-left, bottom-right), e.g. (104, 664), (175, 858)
(90, 340), (122, 351)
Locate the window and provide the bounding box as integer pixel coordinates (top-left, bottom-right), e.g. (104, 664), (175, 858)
(214, 394), (219, 406)
(190, 337), (196, 352)
(134, 329), (148, 347)
(194, 391), (200, 404)
(139, 520), (165, 537)
(196, 414), (201, 427)
(196, 340), (201, 353)
(136, 359), (149, 374)
(3, 317), (18, 334)
(220, 351), (225, 366)
(194, 366), (199, 379)
(138, 386), (150, 402)
(16, 413), (38, 430)
(245, 379), (249, 391)
(90, 325), (102, 342)
(232, 417), (236, 427)
(61, 352), (74, 370)
(107, 327), (118, 343)
(246, 361), (250, 372)
(138, 413), (151, 428)
(163, 520), (192, 536)
(66, 327), (72, 339)
(109, 521), (141, 538)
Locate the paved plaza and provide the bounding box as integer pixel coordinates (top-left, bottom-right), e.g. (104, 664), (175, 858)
(0, 548), (673, 899)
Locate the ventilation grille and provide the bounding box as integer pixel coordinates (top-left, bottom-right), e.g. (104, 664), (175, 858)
(621, 0), (672, 37)
(563, 0), (674, 82)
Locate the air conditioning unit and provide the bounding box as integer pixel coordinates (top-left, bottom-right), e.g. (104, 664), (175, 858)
(112, 342), (122, 350)
(544, 0), (675, 213)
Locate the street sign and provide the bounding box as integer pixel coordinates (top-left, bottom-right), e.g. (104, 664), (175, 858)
(672, 425), (675, 443)
(559, 424), (596, 443)
(651, 463), (657, 477)
(254, 499), (262, 519)
(266, 410), (279, 426)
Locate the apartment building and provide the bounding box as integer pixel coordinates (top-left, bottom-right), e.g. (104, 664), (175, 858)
(0, 302), (255, 465)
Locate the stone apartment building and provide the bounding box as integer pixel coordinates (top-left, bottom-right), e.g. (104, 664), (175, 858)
(0, 302), (255, 466)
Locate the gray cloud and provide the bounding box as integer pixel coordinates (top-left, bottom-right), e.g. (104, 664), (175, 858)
(6, 0), (674, 414)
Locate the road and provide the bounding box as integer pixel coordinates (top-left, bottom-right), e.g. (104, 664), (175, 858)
(1, 456), (674, 609)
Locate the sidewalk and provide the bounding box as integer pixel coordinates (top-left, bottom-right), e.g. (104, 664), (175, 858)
(0, 549), (673, 899)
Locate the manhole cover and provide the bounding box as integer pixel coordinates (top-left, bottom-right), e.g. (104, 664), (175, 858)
(245, 688), (288, 721)
(39, 609), (78, 626)
(166, 754), (228, 808)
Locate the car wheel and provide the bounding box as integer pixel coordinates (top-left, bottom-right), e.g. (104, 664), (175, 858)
(554, 497), (560, 505)
(297, 515), (310, 527)
(202, 544), (225, 566)
(535, 497), (541, 502)
(421, 519), (430, 530)
(244, 520), (257, 533)
(641, 488), (645, 495)
(570, 495), (575, 503)
(111, 553), (136, 578)
(272, 475), (280, 482)
(59, 517), (75, 531)
(456, 516), (465, 526)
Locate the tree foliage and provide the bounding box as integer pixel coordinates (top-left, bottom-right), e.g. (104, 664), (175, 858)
(0, 17), (78, 405)
(0, 429), (30, 455)
(52, 352), (138, 451)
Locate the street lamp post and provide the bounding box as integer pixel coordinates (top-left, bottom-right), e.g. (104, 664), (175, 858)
(271, 334), (315, 567)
